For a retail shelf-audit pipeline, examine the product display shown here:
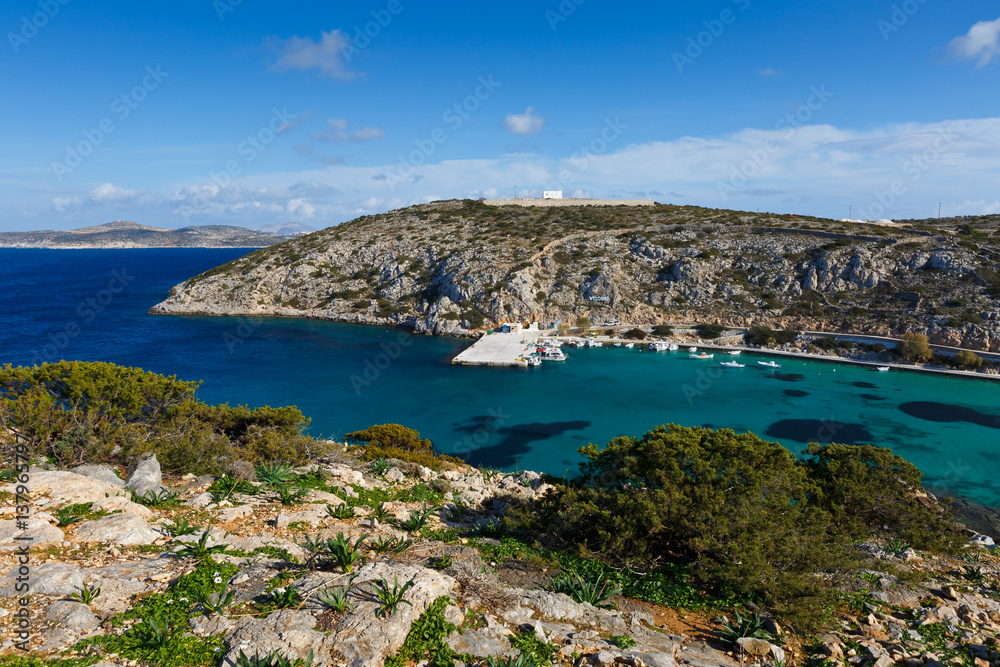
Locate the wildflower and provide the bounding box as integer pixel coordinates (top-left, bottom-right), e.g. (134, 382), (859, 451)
(214, 576), (222, 584)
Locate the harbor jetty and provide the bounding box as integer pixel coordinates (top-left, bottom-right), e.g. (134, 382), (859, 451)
(451, 323), (546, 367)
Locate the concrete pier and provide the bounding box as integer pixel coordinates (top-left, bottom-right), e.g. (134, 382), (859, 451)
(451, 330), (545, 367)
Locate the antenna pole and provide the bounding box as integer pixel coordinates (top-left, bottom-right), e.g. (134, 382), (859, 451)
(938, 202), (942, 219)
(849, 205), (852, 219)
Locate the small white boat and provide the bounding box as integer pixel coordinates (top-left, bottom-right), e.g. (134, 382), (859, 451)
(688, 346), (698, 353)
(540, 349), (568, 361)
(587, 339), (602, 348)
(720, 361), (745, 368)
(614, 343), (622, 348)
(650, 342), (671, 351)
(758, 360), (781, 369)
(876, 366), (890, 372)
(690, 353), (714, 359)
(727, 350), (742, 356)
(625, 343), (635, 349)
(667, 344), (680, 351)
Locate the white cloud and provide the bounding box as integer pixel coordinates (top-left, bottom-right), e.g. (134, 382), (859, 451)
(503, 107), (545, 136)
(265, 30), (359, 80)
(311, 118), (386, 143)
(34, 118), (1000, 230)
(948, 18), (1000, 67)
(757, 67), (784, 77)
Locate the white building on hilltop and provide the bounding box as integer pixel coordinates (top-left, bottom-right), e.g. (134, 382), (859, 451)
(543, 191), (563, 199)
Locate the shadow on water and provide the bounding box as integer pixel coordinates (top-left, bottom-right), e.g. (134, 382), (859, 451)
(783, 389), (809, 398)
(767, 373), (805, 382)
(460, 420), (591, 469)
(853, 381), (878, 389)
(860, 394), (885, 401)
(766, 419), (873, 444)
(900, 402), (1000, 429)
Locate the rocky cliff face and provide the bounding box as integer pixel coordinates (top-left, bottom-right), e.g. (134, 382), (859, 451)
(150, 200), (1000, 350)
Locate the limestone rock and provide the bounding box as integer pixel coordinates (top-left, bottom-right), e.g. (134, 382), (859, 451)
(124, 453), (164, 496)
(328, 561), (457, 667)
(2, 470), (128, 507)
(71, 464), (124, 487)
(90, 494), (154, 519)
(73, 513), (160, 546)
(46, 600), (100, 632)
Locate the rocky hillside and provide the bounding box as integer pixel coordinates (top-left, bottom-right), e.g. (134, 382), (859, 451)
(0, 221), (294, 248)
(150, 201), (1000, 351)
(4, 451), (1000, 667)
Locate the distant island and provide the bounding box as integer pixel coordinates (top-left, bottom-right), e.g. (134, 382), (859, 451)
(0, 220), (307, 248)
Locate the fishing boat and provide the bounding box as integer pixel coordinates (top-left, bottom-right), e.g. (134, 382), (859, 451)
(540, 348), (568, 361)
(720, 361), (745, 368)
(650, 342), (671, 351)
(688, 346), (698, 353)
(587, 339), (602, 348)
(727, 350), (742, 356)
(614, 343), (622, 348)
(876, 366), (890, 372)
(625, 343), (635, 349)
(689, 353), (714, 359)
(517, 356), (542, 367)
(667, 344), (679, 351)
(758, 360), (781, 369)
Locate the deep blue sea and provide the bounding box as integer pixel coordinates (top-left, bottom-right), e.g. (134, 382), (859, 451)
(3, 248), (1000, 512)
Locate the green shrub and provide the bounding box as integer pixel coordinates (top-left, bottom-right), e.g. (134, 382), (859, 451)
(652, 324), (674, 336)
(516, 424), (962, 627)
(623, 328), (647, 340)
(696, 324), (726, 339)
(744, 326), (775, 346)
(953, 349), (983, 369)
(0, 361), (314, 474)
(899, 332), (932, 362)
(345, 424), (463, 470)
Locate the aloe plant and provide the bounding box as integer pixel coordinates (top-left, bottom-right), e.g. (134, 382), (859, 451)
(716, 611), (775, 647)
(255, 461), (295, 488)
(548, 571), (621, 608)
(175, 529), (228, 560)
(69, 580), (102, 605)
(369, 576), (413, 617)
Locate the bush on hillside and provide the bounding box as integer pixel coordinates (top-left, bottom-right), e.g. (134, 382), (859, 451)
(345, 423), (462, 471)
(623, 328), (647, 340)
(744, 326), (775, 346)
(899, 332), (932, 362)
(652, 325), (674, 336)
(695, 323), (726, 339)
(513, 424), (962, 627)
(0, 361), (315, 473)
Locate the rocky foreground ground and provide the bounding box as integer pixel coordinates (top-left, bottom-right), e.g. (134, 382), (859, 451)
(2, 448), (999, 667)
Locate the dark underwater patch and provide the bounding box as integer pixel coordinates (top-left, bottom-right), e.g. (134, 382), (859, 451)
(899, 402), (1000, 430)
(459, 420), (591, 468)
(766, 419), (873, 445)
(860, 394), (885, 401)
(853, 381), (878, 389)
(783, 390), (809, 398)
(768, 373), (805, 382)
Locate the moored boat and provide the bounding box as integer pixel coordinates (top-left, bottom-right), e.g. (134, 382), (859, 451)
(689, 353), (714, 359)
(758, 360), (781, 368)
(876, 366), (890, 372)
(720, 361), (745, 368)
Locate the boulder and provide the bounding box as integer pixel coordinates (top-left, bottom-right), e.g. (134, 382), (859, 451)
(124, 453), (164, 496)
(46, 600), (100, 632)
(222, 610), (330, 667)
(73, 513), (160, 546)
(2, 470), (128, 507)
(0, 518), (65, 551)
(71, 464), (124, 487)
(90, 495), (153, 519)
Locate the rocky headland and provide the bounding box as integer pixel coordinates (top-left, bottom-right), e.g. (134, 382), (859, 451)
(149, 201), (1000, 352)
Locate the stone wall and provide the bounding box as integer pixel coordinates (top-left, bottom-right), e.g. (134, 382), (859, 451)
(481, 198), (655, 208)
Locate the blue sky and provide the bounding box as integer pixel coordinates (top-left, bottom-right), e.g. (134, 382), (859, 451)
(1, 0), (998, 231)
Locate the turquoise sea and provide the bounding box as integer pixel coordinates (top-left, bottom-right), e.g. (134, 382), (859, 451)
(2, 248), (1000, 513)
